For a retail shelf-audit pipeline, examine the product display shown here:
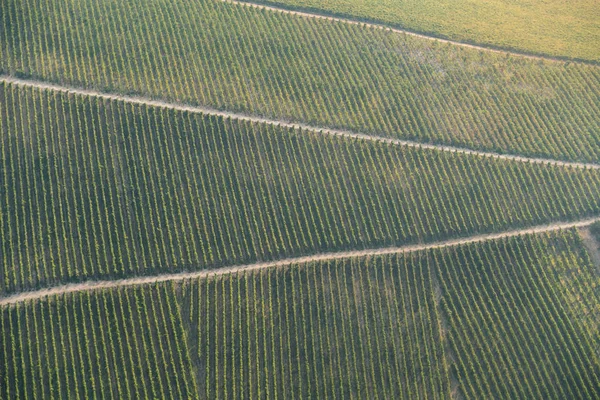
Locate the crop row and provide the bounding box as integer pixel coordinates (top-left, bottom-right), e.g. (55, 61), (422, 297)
(435, 229), (600, 398)
(0, 255), (449, 399)
(180, 255), (448, 399)
(2, 230), (598, 398)
(0, 284), (198, 400)
(1, 0), (599, 161)
(3, 82), (600, 294)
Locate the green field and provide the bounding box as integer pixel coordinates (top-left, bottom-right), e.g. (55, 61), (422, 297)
(241, 0), (600, 62)
(1, 285), (199, 399)
(1, 0), (599, 397)
(3, 82), (600, 295)
(3, 230), (599, 398)
(437, 230), (600, 398)
(2, 0), (600, 162)
(180, 255), (447, 399)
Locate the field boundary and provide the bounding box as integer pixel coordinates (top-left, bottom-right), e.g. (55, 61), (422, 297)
(223, 0), (598, 65)
(2, 75), (599, 171)
(2, 217), (599, 306)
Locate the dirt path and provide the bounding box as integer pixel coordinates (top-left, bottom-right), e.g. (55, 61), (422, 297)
(1, 217), (598, 306)
(224, 0), (593, 65)
(2, 76), (598, 171)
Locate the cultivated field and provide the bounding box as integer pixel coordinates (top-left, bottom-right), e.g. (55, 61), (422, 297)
(237, 0), (600, 62)
(2, 230), (599, 398)
(1, 0), (599, 398)
(2, 0), (600, 161)
(1, 284), (199, 399)
(436, 230), (600, 398)
(3, 82), (600, 295)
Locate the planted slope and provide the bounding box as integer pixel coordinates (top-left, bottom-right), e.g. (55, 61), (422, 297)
(2, 0), (600, 162)
(0, 255), (449, 399)
(180, 230), (600, 398)
(2, 230), (598, 398)
(178, 255), (448, 399)
(3, 82), (600, 294)
(0, 284), (198, 400)
(435, 230), (600, 398)
(240, 0), (600, 62)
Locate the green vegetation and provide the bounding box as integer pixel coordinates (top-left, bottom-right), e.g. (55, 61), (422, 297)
(3, 230), (599, 398)
(436, 229), (600, 398)
(2, 0), (600, 162)
(179, 256), (448, 399)
(4, 82), (600, 295)
(2, 0), (599, 397)
(246, 0), (600, 62)
(0, 284), (198, 399)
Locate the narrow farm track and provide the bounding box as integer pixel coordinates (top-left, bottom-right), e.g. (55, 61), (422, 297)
(2, 217), (599, 306)
(224, 0), (595, 65)
(2, 75), (599, 171)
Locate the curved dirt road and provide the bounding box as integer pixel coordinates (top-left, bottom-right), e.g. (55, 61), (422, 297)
(2, 216), (598, 306)
(224, 0), (594, 65)
(3, 76), (599, 171)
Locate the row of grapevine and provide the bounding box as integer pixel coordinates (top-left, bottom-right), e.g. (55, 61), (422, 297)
(0, 84), (600, 292)
(1, 0), (599, 162)
(3, 81), (600, 294)
(234, 0), (600, 62)
(0, 284), (197, 400)
(3, 229), (598, 398)
(179, 255), (449, 399)
(0, 255), (450, 399)
(434, 229), (600, 398)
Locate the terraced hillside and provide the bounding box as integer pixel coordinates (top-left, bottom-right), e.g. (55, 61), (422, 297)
(3, 82), (600, 295)
(2, 230), (599, 398)
(237, 0), (600, 62)
(2, 0), (600, 161)
(1, 0), (599, 398)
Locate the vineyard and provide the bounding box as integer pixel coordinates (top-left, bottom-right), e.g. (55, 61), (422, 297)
(3, 81), (600, 295)
(1, 0), (599, 398)
(436, 230), (600, 398)
(0, 285), (199, 399)
(2, 0), (600, 162)
(2, 230), (599, 398)
(237, 0), (600, 62)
